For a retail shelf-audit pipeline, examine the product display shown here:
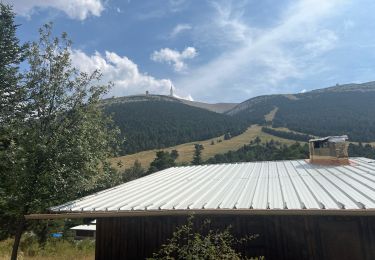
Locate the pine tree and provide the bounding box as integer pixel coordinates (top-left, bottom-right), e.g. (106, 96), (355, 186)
(192, 144), (204, 165)
(149, 151), (177, 173)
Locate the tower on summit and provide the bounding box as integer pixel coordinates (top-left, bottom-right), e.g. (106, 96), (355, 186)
(170, 85), (174, 97)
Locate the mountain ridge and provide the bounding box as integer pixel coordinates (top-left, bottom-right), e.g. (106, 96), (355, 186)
(102, 94), (238, 114)
(102, 81), (375, 156)
(226, 81), (375, 142)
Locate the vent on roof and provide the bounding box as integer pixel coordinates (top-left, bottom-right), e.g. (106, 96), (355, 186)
(308, 135), (349, 165)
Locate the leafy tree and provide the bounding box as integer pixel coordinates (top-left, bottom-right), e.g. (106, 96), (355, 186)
(192, 144), (204, 165)
(0, 23), (121, 260)
(149, 215), (259, 260)
(0, 3), (28, 125)
(149, 151), (178, 173)
(0, 1), (28, 244)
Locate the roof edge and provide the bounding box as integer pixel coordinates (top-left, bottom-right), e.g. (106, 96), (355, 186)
(25, 208), (375, 220)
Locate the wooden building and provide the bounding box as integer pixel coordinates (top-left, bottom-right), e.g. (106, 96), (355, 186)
(28, 153), (375, 259)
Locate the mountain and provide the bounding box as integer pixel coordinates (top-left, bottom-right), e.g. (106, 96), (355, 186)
(227, 82), (375, 142)
(102, 94), (237, 113)
(180, 100), (238, 113)
(102, 95), (247, 155)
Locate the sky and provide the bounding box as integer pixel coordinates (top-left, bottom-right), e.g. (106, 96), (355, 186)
(5, 0), (375, 103)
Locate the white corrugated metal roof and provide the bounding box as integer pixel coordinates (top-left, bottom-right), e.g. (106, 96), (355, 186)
(51, 157), (375, 213)
(70, 224), (96, 231)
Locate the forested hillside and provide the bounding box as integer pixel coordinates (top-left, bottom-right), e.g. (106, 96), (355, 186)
(227, 82), (375, 142)
(205, 140), (309, 164)
(204, 139), (375, 165)
(104, 100), (247, 154)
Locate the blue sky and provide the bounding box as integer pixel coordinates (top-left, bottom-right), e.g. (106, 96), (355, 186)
(6, 0), (375, 102)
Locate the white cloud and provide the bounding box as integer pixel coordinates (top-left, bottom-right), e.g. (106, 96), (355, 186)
(71, 50), (174, 97)
(151, 47), (197, 72)
(169, 0), (188, 12)
(5, 0), (104, 20)
(175, 0), (344, 100)
(210, 1), (252, 43)
(170, 24), (192, 38)
(173, 93), (194, 101)
(305, 29), (338, 53)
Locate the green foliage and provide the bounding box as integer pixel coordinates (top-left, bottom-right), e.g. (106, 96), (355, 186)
(206, 138), (309, 164)
(149, 216), (259, 260)
(170, 149), (179, 160)
(224, 132), (232, 140)
(0, 3), (28, 125)
(261, 127), (314, 142)
(192, 144), (204, 165)
(348, 143), (375, 159)
(104, 100), (247, 155)
(272, 91), (375, 142)
(230, 88), (375, 142)
(0, 21), (121, 244)
(122, 160), (147, 182)
(149, 151), (179, 173)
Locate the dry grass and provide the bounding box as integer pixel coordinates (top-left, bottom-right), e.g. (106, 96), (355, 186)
(264, 107), (278, 122)
(0, 238), (94, 260)
(111, 125), (297, 170)
(0, 254), (94, 260)
(283, 94), (299, 100)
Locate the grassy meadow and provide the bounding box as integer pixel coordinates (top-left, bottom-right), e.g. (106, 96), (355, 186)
(112, 125), (298, 170)
(0, 237), (94, 260)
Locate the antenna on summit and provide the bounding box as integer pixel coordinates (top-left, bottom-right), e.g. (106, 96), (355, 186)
(170, 84), (174, 97)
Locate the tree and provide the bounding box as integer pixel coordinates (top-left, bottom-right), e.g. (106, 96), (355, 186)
(192, 144), (204, 165)
(0, 1), (28, 244)
(0, 3), (28, 125)
(224, 132), (232, 140)
(170, 149), (179, 160)
(148, 151), (178, 173)
(122, 160), (146, 182)
(0, 23), (121, 260)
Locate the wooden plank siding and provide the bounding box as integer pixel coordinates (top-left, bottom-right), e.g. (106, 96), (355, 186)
(96, 215), (375, 260)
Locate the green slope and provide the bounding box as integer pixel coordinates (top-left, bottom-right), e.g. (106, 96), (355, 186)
(103, 96), (247, 155)
(227, 82), (375, 142)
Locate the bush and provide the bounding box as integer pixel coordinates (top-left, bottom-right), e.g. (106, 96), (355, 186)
(149, 216), (259, 260)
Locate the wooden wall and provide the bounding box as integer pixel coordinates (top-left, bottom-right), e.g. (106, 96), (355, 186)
(95, 215), (375, 260)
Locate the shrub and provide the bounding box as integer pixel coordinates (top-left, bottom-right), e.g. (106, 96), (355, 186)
(149, 216), (259, 260)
